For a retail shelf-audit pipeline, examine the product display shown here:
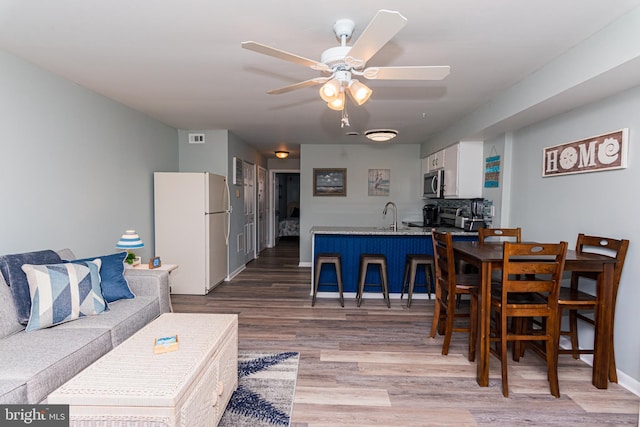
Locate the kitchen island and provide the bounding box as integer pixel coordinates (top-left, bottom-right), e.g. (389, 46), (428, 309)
(310, 226), (477, 300)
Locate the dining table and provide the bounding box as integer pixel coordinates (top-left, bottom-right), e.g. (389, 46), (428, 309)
(452, 240), (618, 390)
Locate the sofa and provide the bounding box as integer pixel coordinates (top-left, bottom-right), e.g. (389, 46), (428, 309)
(0, 248), (172, 404)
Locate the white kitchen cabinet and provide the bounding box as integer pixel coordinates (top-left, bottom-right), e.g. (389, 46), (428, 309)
(421, 157), (429, 176)
(442, 141), (483, 198)
(426, 149), (445, 172)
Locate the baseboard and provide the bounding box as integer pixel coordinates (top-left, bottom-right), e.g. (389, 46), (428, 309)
(227, 264), (246, 281)
(559, 336), (640, 397)
(298, 261), (312, 268)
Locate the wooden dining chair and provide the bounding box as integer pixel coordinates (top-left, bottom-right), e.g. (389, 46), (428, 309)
(485, 241), (568, 398)
(478, 227), (522, 244)
(558, 234), (629, 382)
(430, 230), (479, 359)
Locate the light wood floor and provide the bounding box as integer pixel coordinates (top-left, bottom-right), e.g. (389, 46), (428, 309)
(171, 237), (640, 427)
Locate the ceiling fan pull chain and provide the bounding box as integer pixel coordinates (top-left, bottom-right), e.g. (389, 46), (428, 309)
(341, 104), (350, 128)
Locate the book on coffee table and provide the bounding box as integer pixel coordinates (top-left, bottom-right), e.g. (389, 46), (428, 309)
(154, 335), (179, 354)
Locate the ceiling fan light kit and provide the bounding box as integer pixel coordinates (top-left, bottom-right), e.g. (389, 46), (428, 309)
(319, 78), (341, 103)
(348, 79), (372, 105)
(327, 91), (346, 111)
(365, 129), (398, 142)
(242, 9), (450, 120)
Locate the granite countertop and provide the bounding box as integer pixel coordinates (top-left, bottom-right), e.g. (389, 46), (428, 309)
(310, 225), (477, 236)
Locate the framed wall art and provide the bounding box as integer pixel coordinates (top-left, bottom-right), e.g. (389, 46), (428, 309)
(313, 168), (346, 196)
(368, 169), (390, 196)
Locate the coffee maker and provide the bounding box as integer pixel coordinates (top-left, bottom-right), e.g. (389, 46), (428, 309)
(423, 204), (439, 226)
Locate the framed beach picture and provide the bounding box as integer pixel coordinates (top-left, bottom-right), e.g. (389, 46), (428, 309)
(313, 168), (347, 196)
(368, 169), (390, 196)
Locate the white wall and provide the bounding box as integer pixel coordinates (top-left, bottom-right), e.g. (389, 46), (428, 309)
(481, 133), (516, 228)
(509, 85), (640, 388)
(177, 129), (229, 174)
(299, 143), (424, 264)
(267, 157), (300, 170)
(0, 52), (178, 260)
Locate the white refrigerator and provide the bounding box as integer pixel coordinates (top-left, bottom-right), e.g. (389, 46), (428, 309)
(154, 172), (231, 295)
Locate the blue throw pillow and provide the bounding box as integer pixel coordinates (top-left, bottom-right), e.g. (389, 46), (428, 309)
(70, 252), (135, 303)
(22, 259), (107, 332)
(0, 250), (62, 325)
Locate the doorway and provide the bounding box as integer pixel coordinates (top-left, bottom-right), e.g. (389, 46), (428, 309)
(257, 166), (267, 254)
(270, 170), (300, 248)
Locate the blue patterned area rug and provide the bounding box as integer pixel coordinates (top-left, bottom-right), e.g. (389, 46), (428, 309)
(219, 351), (299, 427)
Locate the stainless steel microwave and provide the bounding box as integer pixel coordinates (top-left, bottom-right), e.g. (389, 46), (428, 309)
(423, 169), (444, 198)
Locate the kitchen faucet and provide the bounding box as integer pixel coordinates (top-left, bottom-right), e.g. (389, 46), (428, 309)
(383, 201), (398, 231)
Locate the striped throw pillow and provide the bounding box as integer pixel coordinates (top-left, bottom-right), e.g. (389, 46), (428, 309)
(21, 259), (107, 332)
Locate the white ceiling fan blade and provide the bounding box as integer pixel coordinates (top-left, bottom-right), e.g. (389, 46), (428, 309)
(345, 10), (407, 69)
(242, 41), (329, 72)
(267, 77), (331, 95)
(362, 66), (451, 80)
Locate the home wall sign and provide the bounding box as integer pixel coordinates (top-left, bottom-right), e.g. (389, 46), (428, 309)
(542, 129), (628, 177)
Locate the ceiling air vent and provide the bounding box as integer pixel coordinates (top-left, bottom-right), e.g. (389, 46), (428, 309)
(188, 133), (205, 144)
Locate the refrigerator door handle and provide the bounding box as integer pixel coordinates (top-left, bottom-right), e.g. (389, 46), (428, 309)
(224, 180), (231, 245)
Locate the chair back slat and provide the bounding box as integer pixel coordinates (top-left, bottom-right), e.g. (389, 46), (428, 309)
(576, 234), (629, 286)
(509, 262), (559, 276)
(478, 227), (522, 245)
(501, 242), (568, 302)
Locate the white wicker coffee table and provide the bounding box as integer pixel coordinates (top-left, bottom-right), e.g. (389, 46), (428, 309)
(48, 313), (238, 427)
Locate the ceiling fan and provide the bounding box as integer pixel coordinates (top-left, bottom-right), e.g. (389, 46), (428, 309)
(241, 10), (450, 112)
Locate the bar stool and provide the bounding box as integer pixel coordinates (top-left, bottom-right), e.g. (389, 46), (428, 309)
(357, 254), (390, 308)
(401, 254), (434, 307)
(312, 253), (344, 307)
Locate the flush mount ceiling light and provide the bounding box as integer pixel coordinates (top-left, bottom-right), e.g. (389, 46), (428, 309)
(365, 129), (398, 142)
(275, 151), (289, 159)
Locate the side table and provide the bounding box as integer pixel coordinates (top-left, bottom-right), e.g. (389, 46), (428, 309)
(135, 263), (178, 294)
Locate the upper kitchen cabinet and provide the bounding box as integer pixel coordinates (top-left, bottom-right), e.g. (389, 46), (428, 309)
(442, 141), (483, 198)
(423, 149), (445, 172)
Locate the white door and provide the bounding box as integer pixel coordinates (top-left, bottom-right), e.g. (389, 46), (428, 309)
(257, 166), (267, 254)
(243, 161), (256, 263)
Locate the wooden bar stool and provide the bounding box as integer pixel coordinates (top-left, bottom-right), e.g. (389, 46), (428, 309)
(401, 254), (434, 307)
(357, 254), (390, 308)
(312, 253), (344, 307)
